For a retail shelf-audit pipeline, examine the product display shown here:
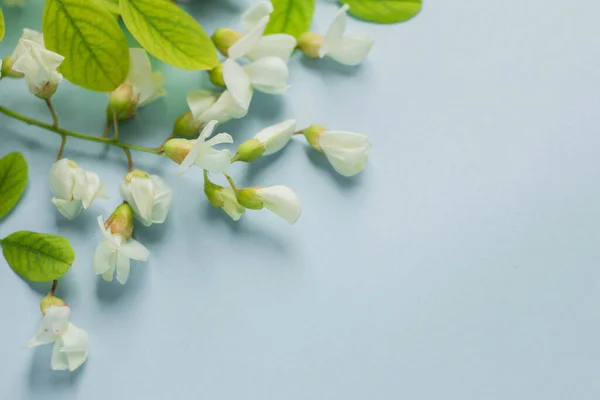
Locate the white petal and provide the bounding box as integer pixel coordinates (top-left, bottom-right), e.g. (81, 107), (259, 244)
(327, 35), (374, 66)
(220, 187), (245, 221)
(319, 130), (370, 150)
(228, 16), (269, 59)
(49, 159), (75, 200)
(320, 4), (349, 57)
(198, 119), (218, 142)
(195, 147), (232, 173)
(257, 186), (301, 224)
(125, 48), (153, 102)
(130, 178), (155, 225)
(178, 139), (201, 174)
(187, 89), (219, 120)
(149, 175), (172, 224)
(241, 1), (274, 32)
(246, 34), (297, 63)
(118, 181), (135, 207)
(72, 169), (104, 209)
(52, 198), (83, 220)
(102, 264), (116, 282)
(141, 71), (166, 106)
(243, 57), (290, 94)
(94, 240), (116, 275)
(319, 130), (371, 176)
(197, 90), (250, 123)
(115, 252), (131, 285)
(97, 215), (119, 248)
(205, 132), (234, 147)
(223, 60), (252, 109)
(27, 306), (71, 348)
(51, 322), (89, 371)
(254, 119), (296, 155)
(12, 28), (43, 59)
(119, 238), (149, 261)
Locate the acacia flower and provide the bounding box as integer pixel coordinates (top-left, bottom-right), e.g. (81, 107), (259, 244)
(237, 185), (301, 224)
(94, 203), (149, 285)
(12, 38), (64, 98)
(304, 125), (371, 177)
(164, 120), (233, 174)
(233, 119), (296, 162)
(298, 5), (374, 66)
(204, 172), (245, 221)
(119, 170), (172, 227)
(1, 28), (44, 77)
(49, 159), (107, 220)
(27, 299), (89, 372)
(108, 48), (166, 120)
(186, 89), (249, 125)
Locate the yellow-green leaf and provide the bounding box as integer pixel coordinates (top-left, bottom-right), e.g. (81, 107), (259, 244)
(265, 0), (315, 38)
(1, 231), (75, 282)
(97, 0), (120, 15)
(43, 0), (130, 91)
(0, 8), (5, 42)
(341, 0), (422, 24)
(120, 0), (218, 70)
(0, 153), (28, 220)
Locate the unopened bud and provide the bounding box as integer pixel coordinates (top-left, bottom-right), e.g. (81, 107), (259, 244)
(209, 63), (226, 87)
(233, 138), (265, 163)
(36, 81), (60, 100)
(105, 203), (134, 239)
(0, 55), (24, 78)
(204, 174), (246, 221)
(163, 138), (194, 164)
(173, 111), (204, 137)
(212, 28), (243, 57)
(298, 32), (323, 59)
(236, 187), (264, 210)
(303, 124), (327, 151)
(108, 83), (139, 120)
(40, 295), (67, 316)
(125, 169), (150, 183)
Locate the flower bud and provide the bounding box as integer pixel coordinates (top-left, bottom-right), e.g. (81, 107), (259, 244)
(236, 187), (265, 210)
(303, 124), (327, 151)
(108, 83), (139, 120)
(105, 203), (134, 240)
(204, 175), (245, 221)
(172, 111), (204, 137)
(233, 138), (265, 163)
(125, 169), (150, 183)
(212, 28), (243, 57)
(163, 139), (194, 164)
(40, 295), (67, 316)
(298, 32), (324, 58)
(209, 63), (226, 87)
(0, 55), (24, 78)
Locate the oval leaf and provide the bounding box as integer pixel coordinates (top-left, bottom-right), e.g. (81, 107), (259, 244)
(265, 0), (315, 38)
(120, 0), (218, 70)
(0, 153), (28, 220)
(341, 0), (422, 24)
(1, 231), (75, 282)
(43, 0), (130, 91)
(0, 7), (5, 42)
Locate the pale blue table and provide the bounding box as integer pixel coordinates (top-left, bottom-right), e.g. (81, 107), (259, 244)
(2, 0), (600, 399)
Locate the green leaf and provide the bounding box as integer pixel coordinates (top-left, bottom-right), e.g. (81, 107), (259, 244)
(341, 0), (422, 24)
(265, 0), (315, 38)
(0, 8), (5, 42)
(0, 153), (28, 220)
(120, 0), (218, 70)
(42, 0), (130, 91)
(97, 0), (120, 15)
(1, 231), (75, 282)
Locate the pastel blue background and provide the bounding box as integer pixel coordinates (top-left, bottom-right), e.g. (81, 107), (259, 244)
(1, 0), (600, 399)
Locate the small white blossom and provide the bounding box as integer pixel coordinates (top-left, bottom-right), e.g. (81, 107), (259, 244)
(123, 48), (166, 107)
(254, 119), (296, 155)
(94, 215), (149, 285)
(256, 186), (301, 224)
(187, 89), (249, 124)
(12, 39), (64, 98)
(27, 305), (89, 372)
(179, 120), (233, 174)
(49, 159), (107, 220)
(319, 130), (371, 177)
(320, 5), (374, 66)
(119, 171), (172, 227)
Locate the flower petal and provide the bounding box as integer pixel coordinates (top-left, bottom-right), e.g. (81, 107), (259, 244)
(125, 48), (153, 102)
(198, 119), (219, 142)
(72, 169), (104, 209)
(228, 16), (269, 59)
(320, 4), (349, 57)
(115, 252), (132, 285)
(257, 186), (301, 224)
(221, 187), (245, 221)
(187, 89), (219, 120)
(254, 119), (296, 155)
(52, 322), (89, 371)
(102, 263), (116, 282)
(223, 59), (252, 109)
(195, 147), (232, 173)
(241, 1), (274, 32)
(243, 57), (290, 94)
(141, 71), (166, 106)
(130, 178), (155, 225)
(49, 159), (75, 200)
(205, 132), (234, 147)
(120, 238), (149, 261)
(247, 34), (297, 63)
(149, 175), (172, 224)
(197, 90), (250, 123)
(327, 35), (374, 66)
(319, 130), (371, 176)
(94, 240), (116, 275)
(27, 306), (71, 348)
(51, 198), (83, 220)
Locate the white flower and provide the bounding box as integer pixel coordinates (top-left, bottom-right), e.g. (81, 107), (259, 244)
(240, 1), (297, 63)
(123, 48), (166, 107)
(187, 89), (249, 124)
(11, 28), (44, 59)
(49, 159), (107, 220)
(119, 172), (172, 227)
(219, 187), (245, 221)
(256, 186), (301, 224)
(94, 216), (149, 285)
(224, 16), (291, 109)
(319, 130), (371, 177)
(254, 119), (296, 155)
(27, 305), (89, 372)
(12, 39), (64, 98)
(179, 120), (233, 174)
(319, 5), (374, 66)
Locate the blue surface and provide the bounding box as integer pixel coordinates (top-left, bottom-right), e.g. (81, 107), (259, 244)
(2, 0), (600, 399)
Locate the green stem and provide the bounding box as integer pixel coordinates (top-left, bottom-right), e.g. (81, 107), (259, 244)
(0, 105), (161, 155)
(223, 173), (238, 191)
